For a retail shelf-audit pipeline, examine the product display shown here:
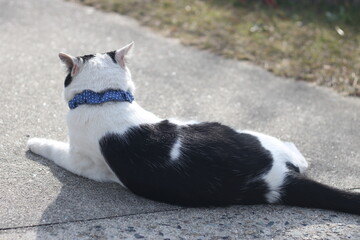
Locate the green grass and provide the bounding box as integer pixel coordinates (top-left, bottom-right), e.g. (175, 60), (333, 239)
(73, 0), (360, 96)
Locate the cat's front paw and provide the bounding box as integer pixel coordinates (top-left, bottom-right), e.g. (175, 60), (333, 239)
(27, 138), (50, 157)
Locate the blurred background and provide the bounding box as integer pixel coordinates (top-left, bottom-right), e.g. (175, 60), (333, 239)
(74, 0), (360, 96)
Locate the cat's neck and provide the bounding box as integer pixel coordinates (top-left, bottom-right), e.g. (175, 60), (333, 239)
(66, 100), (161, 132)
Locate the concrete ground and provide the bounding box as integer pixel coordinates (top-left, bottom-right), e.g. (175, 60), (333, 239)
(0, 0), (359, 239)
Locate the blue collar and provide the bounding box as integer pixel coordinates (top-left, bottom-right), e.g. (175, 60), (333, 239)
(68, 89), (134, 109)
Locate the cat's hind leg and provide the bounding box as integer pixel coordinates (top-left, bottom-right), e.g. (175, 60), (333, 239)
(27, 138), (120, 183)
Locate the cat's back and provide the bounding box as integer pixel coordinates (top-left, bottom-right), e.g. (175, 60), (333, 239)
(100, 119), (267, 156)
(99, 119), (273, 205)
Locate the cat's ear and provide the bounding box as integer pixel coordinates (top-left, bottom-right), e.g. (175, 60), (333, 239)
(115, 42), (134, 68)
(58, 53), (81, 77)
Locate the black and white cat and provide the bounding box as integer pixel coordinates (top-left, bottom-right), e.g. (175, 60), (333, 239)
(27, 42), (360, 215)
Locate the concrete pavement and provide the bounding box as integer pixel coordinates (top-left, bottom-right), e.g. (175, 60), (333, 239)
(0, 0), (359, 239)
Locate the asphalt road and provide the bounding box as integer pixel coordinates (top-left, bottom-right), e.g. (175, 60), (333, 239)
(0, 0), (359, 239)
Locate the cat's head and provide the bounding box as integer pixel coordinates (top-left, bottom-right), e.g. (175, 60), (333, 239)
(59, 42), (135, 102)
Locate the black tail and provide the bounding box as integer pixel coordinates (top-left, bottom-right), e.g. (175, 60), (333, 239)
(281, 174), (360, 215)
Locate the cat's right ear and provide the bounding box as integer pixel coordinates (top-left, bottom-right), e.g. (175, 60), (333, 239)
(115, 42), (134, 69)
(58, 53), (80, 77)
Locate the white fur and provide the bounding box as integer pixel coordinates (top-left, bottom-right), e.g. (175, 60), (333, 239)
(63, 53), (135, 102)
(168, 118), (199, 126)
(27, 137), (119, 183)
(240, 130), (308, 203)
(28, 102), (161, 185)
(170, 138), (182, 161)
(28, 43), (160, 187)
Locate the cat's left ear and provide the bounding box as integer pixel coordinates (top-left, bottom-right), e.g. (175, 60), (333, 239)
(58, 53), (81, 77)
(115, 42), (134, 69)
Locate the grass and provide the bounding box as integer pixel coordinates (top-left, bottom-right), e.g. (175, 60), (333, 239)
(73, 0), (360, 96)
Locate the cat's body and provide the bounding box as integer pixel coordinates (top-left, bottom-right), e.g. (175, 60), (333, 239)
(28, 42), (360, 215)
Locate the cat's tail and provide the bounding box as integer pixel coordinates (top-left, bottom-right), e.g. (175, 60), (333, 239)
(279, 174), (360, 215)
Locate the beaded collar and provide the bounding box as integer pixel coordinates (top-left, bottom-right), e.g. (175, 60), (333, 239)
(68, 89), (134, 109)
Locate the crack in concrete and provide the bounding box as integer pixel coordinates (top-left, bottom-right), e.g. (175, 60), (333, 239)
(0, 207), (184, 231)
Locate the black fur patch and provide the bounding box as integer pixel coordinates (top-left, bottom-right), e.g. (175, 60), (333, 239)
(100, 120), (273, 206)
(107, 51), (117, 64)
(79, 54), (95, 63)
(64, 73), (72, 88)
(286, 162), (300, 173)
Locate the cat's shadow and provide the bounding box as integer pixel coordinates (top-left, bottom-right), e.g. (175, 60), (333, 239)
(25, 150), (175, 239)
(25, 151), (359, 239)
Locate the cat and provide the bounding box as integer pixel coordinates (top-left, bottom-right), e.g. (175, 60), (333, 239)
(27, 42), (360, 215)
